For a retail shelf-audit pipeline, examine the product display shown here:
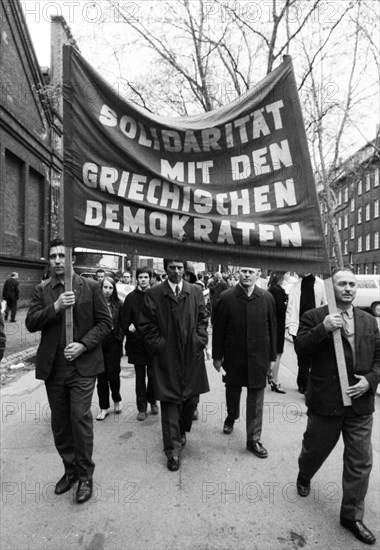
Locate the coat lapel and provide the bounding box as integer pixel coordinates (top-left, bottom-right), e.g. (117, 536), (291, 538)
(353, 307), (366, 354)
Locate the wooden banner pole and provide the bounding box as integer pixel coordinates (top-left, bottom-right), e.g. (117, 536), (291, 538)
(64, 246), (74, 345)
(324, 277), (351, 406)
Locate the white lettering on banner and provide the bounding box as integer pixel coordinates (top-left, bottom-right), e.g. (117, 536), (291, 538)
(230, 140), (293, 181)
(160, 160), (214, 184)
(97, 100), (285, 154)
(83, 200), (302, 247)
(82, 163), (297, 216)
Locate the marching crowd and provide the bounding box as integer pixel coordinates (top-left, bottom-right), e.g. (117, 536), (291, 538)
(0, 238), (379, 545)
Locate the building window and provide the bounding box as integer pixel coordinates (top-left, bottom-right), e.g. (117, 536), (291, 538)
(358, 180), (362, 195)
(374, 232), (379, 249)
(343, 186), (348, 202)
(344, 240), (348, 254)
(350, 226), (355, 239)
(350, 198), (355, 212)
(374, 199), (379, 219)
(344, 213), (348, 228)
(365, 233), (370, 251)
(374, 264), (378, 275)
(357, 206), (362, 224)
(349, 252), (353, 265)
(364, 264), (369, 274)
(324, 222), (328, 235)
(365, 173), (370, 192)
(357, 265), (361, 274)
(365, 203), (370, 221)
(357, 236), (362, 252)
(338, 216), (342, 230)
(374, 169), (379, 188)
(337, 190), (342, 205)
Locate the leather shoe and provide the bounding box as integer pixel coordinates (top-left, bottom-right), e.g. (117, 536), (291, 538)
(150, 404), (159, 415)
(180, 433), (186, 447)
(340, 518), (376, 545)
(54, 472), (78, 495)
(223, 423), (234, 434)
(76, 479), (93, 504)
(246, 440), (268, 458)
(167, 456), (180, 472)
(296, 473), (310, 497)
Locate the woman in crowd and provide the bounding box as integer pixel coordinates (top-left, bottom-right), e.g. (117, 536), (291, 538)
(121, 266), (158, 421)
(96, 277), (124, 420)
(267, 271), (288, 393)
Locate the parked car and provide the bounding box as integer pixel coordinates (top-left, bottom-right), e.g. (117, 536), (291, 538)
(352, 275), (380, 317)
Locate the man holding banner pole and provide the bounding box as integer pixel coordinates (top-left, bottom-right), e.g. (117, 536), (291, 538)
(26, 239), (112, 504)
(295, 267), (379, 545)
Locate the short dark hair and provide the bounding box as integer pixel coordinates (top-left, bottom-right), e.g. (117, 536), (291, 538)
(48, 238), (64, 254)
(136, 266), (152, 279)
(163, 258), (187, 270)
(96, 268), (105, 274)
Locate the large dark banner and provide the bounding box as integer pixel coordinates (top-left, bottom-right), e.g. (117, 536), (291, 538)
(63, 46), (329, 271)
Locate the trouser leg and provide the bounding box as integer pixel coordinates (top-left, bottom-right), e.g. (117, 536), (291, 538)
(96, 371), (110, 410)
(66, 365), (96, 481)
(10, 299), (17, 321)
(160, 401), (182, 458)
(106, 342), (122, 404)
(298, 411), (342, 482)
(246, 388), (265, 442)
(225, 384), (242, 424)
(146, 364), (156, 405)
(340, 412), (373, 521)
(179, 395), (199, 434)
(45, 373), (76, 475)
(134, 364), (148, 412)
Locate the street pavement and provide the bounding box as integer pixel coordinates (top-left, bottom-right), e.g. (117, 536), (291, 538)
(1, 331), (379, 550)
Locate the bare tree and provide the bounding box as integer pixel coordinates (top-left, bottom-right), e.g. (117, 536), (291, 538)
(70, 0), (379, 269)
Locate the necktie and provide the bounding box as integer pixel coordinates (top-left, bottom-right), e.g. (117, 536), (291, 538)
(175, 285), (180, 298)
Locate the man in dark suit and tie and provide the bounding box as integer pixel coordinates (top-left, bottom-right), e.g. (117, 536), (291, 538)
(139, 258), (209, 472)
(295, 267), (379, 545)
(26, 239), (112, 503)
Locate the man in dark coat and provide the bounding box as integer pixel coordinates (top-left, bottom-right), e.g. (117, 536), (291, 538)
(2, 272), (20, 322)
(121, 266), (158, 421)
(212, 266), (277, 458)
(139, 258), (209, 472)
(0, 311), (5, 361)
(26, 239), (112, 504)
(295, 268), (379, 545)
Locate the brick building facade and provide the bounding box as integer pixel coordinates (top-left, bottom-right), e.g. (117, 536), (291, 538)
(321, 134), (380, 274)
(0, 1), (77, 306)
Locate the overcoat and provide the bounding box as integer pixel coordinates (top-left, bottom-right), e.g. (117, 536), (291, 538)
(268, 283), (288, 353)
(26, 273), (112, 380)
(212, 284), (277, 388)
(120, 287), (151, 364)
(139, 280), (209, 403)
(295, 305), (380, 416)
(3, 277), (20, 301)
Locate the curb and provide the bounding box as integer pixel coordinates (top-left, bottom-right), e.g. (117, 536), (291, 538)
(1, 346), (37, 370)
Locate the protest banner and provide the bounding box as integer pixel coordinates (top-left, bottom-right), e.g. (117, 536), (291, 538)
(63, 46), (329, 272)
